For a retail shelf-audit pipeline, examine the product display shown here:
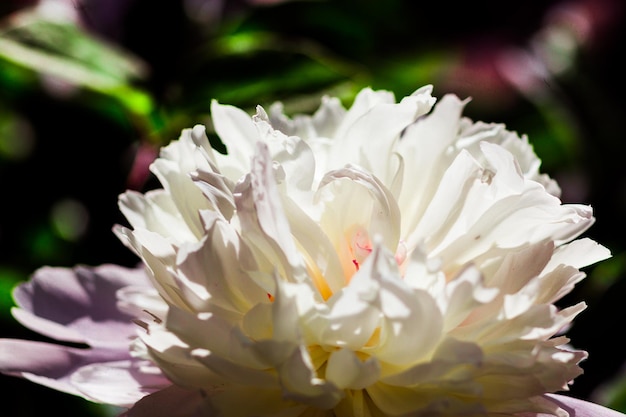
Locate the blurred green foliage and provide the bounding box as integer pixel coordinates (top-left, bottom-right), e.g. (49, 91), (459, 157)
(0, 0), (625, 415)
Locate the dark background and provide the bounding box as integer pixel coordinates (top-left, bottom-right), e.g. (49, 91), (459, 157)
(1, 0), (625, 415)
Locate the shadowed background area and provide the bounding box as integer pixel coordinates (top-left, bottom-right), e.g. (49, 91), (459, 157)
(0, 0), (625, 415)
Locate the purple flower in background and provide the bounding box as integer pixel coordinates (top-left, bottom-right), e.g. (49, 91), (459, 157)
(1, 86), (624, 416)
(0, 264), (171, 407)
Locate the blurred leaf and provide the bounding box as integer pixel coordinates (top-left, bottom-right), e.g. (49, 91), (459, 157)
(587, 252), (626, 294)
(0, 6), (153, 116)
(85, 403), (125, 417)
(0, 105), (34, 160)
(370, 50), (459, 98)
(530, 94), (582, 171)
(593, 373), (626, 413)
(0, 267), (22, 316)
(24, 223), (72, 266)
(168, 25), (372, 123)
(207, 55), (350, 106)
(0, 54), (37, 96)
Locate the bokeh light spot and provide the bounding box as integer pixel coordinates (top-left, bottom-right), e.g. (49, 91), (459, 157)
(50, 198), (90, 241)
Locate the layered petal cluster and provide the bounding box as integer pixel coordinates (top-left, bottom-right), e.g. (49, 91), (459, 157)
(110, 86), (611, 416)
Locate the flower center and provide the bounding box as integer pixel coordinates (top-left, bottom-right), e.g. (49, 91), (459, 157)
(350, 227), (373, 271)
(348, 226), (408, 273)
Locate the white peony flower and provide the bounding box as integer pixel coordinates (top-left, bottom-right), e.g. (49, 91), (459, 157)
(111, 85), (611, 417)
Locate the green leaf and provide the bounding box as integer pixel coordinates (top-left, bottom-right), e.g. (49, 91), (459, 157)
(0, 268), (23, 316)
(0, 105), (35, 161)
(0, 6), (153, 116)
(593, 374), (626, 414)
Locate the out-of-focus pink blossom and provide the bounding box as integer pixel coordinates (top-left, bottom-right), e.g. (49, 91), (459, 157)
(0, 264), (171, 406)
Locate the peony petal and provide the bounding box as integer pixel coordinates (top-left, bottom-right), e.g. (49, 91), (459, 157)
(123, 385), (212, 417)
(234, 142), (308, 283)
(192, 348), (278, 387)
(0, 339), (130, 399)
(209, 386), (312, 417)
(325, 348), (380, 390)
(320, 263), (383, 349)
(175, 212), (267, 313)
(149, 157), (208, 240)
(279, 194), (345, 297)
(12, 264), (148, 348)
(396, 94), (468, 230)
(210, 100), (260, 179)
(253, 106), (317, 194)
(268, 95), (347, 142)
(191, 168), (236, 221)
(118, 190), (198, 244)
(318, 164), (401, 256)
(367, 381), (486, 416)
(405, 148), (482, 254)
(11, 308), (87, 344)
(441, 264), (499, 332)
(334, 389), (382, 417)
(533, 394), (626, 417)
(381, 336), (483, 386)
(277, 344), (343, 409)
(545, 237), (611, 271)
(165, 305), (275, 371)
(113, 226), (191, 310)
(117, 285), (168, 322)
(363, 245), (444, 365)
(330, 87), (435, 185)
(332, 87), (396, 141)
(71, 360), (169, 406)
(487, 240), (555, 294)
(140, 327), (222, 388)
